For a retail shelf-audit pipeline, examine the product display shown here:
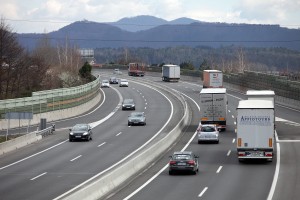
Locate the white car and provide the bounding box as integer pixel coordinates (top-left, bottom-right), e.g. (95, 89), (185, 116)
(197, 124), (219, 144)
(119, 79), (129, 87)
(101, 79), (110, 88)
(113, 69), (123, 75)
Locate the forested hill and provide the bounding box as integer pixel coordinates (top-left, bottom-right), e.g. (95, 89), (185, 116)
(17, 20), (300, 51)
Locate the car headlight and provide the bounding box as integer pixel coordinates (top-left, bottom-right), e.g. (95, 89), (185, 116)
(70, 132), (74, 135)
(128, 119), (132, 122)
(83, 132), (88, 135)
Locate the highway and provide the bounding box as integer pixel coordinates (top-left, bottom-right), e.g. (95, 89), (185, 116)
(0, 69), (299, 200)
(0, 73), (185, 200)
(105, 72), (300, 200)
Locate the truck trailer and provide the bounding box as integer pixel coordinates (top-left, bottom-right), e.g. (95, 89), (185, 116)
(246, 90), (275, 105)
(236, 99), (275, 162)
(128, 63), (145, 76)
(162, 64), (180, 82)
(199, 88), (227, 131)
(202, 70), (223, 88)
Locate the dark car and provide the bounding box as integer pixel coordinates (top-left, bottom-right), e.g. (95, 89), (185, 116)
(109, 77), (118, 84)
(128, 112), (146, 126)
(122, 99), (135, 110)
(69, 124), (93, 142)
(168, 151), (199, 175)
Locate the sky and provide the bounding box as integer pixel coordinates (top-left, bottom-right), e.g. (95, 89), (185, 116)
(1, 0), (300, 33)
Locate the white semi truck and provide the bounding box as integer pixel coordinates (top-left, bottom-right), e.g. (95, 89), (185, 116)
(199, 88), (227, 131)
(236, 99), (275, 162)
(162, 64), (180, 82)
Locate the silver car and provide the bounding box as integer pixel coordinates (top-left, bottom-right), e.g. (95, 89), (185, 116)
(101, 79), (110, 88)
(197, 124), (219, 144)
(128, 112), (146, 126)
(119, 79), (129, 87)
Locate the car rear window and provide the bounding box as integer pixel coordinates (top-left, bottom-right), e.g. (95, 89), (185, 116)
(201, 126), (215, 132)
(173, 154), (191, 160)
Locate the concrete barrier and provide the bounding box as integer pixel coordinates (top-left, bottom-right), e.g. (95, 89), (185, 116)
(0, 132), (42, 155)
(56, 82), (190, 200)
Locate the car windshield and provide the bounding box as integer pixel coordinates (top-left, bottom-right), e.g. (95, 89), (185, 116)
(124, 99), (133, 103)
(131, 113), (143, 117)
(72, 125), (88, 131)
(121, 79), (127, 82)
(201, 126), (216, 132)
(102, 80), (108, 83)
(173, 154), (192, 160)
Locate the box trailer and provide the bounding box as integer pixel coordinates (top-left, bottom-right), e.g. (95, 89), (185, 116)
(199, 88), (227, 131)
(128, 63), (145, 76)
(246, 90), (275, 105)
(202, 70), (223, 88)
(236, 99), (275, 162)
(162, 64), (180, 82)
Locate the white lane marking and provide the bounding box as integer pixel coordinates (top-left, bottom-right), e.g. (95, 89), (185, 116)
(198, 187), (208, 197)
(145, 107), (147, 110)
(116, 132), (122, 136)
(54, 82), (174, 200)
(227, 150), (231, 156)
(145, 102), (148, 105)
(228, 110), (231, 113)
(0, 140), (67, 171)
(234, 121), (236, 125)
(232, 115), (234, 118)
(70, 155), (82, 162)
(232, 138), (236, 143)
(97, 142), (106, 147)
(30, 172), (47, 181)
(144, 99), (146, 101)
(216, 166), (223, 173)
(267, 131), (280, 200)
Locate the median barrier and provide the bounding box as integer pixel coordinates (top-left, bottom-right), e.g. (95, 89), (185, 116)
(0, 131), (42, 155)
(56, 80), (191, 200)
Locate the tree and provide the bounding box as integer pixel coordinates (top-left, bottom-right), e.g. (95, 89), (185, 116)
(180, 62), (195, 70)
(79, 61), (93, 82)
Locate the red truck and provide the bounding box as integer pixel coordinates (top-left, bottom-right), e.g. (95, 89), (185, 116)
(128, 63), (145, 76)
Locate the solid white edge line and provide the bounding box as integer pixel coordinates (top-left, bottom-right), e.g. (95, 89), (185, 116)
(267, 131), (280, 200)
(198, 187), (208, 197)
(0, 140), (68, 171)
(232, 138), (236, 143)
(70, 155), (82, 162)
(30, 172), (47, 181)
(216, 166), (223, 173)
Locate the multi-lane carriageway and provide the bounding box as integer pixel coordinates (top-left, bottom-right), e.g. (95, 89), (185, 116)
(0, 69), (300, 200)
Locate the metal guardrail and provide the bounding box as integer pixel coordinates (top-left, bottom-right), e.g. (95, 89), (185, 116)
(35, 124), (55, 137)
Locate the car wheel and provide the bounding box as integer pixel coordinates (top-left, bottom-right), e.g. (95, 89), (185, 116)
(192, 170), (197, 175)
(69, 139), (72, 142)
(169, 171), (173, 175)
(198, 140), (201, 144)
(128, 123), (131, 126)
(144, 122), (146, 125)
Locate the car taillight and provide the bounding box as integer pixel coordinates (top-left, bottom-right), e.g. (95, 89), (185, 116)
(187, 160), (195, 165)
(238, 152), (245, 156)
(265, 152), (273, 157)
(169, 161), (176, 165)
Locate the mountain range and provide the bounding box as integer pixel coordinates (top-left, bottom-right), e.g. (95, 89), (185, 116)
(17, 15), (300, 51)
